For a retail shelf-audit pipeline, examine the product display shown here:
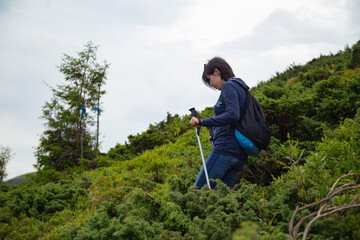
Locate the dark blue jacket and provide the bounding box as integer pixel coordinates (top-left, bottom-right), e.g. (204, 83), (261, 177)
(202, 78), (248, 160)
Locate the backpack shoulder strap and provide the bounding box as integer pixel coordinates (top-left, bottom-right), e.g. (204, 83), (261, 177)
(239, 90), (251, 122)
(224, 81), (251, 131)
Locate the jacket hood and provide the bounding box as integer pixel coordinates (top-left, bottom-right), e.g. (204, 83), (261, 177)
(230, 78), (249, 91)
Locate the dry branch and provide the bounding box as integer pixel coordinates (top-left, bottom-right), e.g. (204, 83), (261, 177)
(289, 173), (360, 240)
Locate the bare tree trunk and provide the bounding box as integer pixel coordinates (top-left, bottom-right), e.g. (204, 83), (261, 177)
(94, 100), (100, 158)
(81, 113), (85, 158)
(79, 51), (90, 159)
(94, 81), (101, 158)
(95, 106), (99, 158)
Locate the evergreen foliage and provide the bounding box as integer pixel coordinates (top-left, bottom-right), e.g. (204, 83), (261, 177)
(348, 40), (360, 68)
(1, 41), (360, 239)
(0, 146), (13, 184)
(35, 42), (109, 171)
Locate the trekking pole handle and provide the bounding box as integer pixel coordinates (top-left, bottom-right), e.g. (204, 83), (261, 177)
(189, 107), (201, 120)
(189, 107), (201, 135)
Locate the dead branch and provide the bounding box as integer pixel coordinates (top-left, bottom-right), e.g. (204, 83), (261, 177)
(289, 173), (360, 240)
(327, 172), (358, 197)
(303, 195), (360, 239)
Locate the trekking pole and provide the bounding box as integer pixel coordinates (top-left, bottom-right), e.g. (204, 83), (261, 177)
(189, 108), (211, 189)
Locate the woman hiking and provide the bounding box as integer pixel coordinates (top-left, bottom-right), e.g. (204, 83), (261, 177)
(190, 57), (249, 189)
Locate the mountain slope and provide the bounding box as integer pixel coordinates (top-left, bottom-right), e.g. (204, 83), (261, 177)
(1, 40), (360, 240)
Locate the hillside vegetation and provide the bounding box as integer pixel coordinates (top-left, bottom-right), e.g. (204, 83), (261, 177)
(1, 41), (360, 240)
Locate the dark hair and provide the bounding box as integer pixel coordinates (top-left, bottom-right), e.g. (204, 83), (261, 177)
(202, 57), (235, 88)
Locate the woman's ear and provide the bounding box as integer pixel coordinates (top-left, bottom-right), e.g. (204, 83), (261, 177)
(213, 68), (220, 76)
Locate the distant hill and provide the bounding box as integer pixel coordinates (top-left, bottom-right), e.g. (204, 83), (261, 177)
(4, 172), (35, 185)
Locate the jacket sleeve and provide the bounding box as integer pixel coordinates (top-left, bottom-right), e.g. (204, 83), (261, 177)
(202, 82), (242, 127)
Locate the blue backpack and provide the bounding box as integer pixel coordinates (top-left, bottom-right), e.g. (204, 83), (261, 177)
(233, 84), (271, 156)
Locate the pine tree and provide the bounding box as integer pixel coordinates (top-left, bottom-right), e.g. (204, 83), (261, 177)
(35, 42), (109, 171)
(0, 146), (13, 183)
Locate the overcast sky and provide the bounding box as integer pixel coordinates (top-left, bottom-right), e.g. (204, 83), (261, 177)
(1, 0), (359, 180)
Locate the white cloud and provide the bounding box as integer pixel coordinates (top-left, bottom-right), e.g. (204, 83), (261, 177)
(150, 0), (287, 49)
